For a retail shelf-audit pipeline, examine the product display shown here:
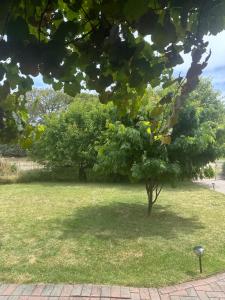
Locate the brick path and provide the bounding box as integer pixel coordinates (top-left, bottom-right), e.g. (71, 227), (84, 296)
(1, 273), (225, 300)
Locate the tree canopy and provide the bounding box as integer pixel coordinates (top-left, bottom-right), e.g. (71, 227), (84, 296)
(31, 96), (113, 180)
(26, 88), (73, 124)
(1, 1), (225, 139)
(30, 81), (225, 214)
(95, 80), (225, 214)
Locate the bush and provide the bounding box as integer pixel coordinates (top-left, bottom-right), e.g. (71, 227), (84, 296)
(16, 167), (129, 183)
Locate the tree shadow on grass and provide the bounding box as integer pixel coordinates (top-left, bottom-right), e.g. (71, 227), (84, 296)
(53, 202), (204, 241)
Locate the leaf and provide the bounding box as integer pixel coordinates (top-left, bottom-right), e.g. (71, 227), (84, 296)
(123, 0), (149, 21)
(151, 106), (164, 117)
(136, 9), (158, 35)
(64, 81), (80, 97)
(161, 135), (171, 144)
(53, 81), (63, 91)
(159, 92), (174, 105)
(43, 75), (54, 85)
(7, 17), (29, 41)
(147, 127), (151, 134)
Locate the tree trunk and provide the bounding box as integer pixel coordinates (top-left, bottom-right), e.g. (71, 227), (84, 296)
(145, 180), (163, 216)
(147, 195), (153, 216)
(79, 166), (87, 181)
(146, 181), (153, 216)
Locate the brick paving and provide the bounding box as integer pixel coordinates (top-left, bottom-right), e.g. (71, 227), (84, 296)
(1, 273), (225, 300)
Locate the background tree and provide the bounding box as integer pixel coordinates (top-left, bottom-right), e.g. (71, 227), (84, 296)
(1, 0), (225, 140)
(169, 79), (225, 178)
(31, 97), (113, 180)
(26, 88), (73, 124)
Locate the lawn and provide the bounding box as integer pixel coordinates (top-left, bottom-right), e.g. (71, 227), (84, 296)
(0, 182), (225, 287)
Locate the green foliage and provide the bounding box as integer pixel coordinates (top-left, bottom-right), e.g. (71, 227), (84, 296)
(95, 79), (225, 214)
(1, 0), (225, 139)
(31, 96), (114, 180)
(29, 80), (225, 214)
(26, 88), (73, 124)
(169, 79), (225, 179)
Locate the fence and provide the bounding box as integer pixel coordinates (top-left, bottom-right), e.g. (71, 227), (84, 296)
(0, 157), (43, 171)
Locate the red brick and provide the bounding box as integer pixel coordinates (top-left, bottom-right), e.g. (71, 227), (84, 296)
(195, 284), (213, 291)
(18, 297), (29, 300)
(139, 288), (150, 300)
(160, 294), (170, 300)
(159, 286), (177, 294)
(91, 285), (101, 297)
(130, 292), (140, 300)
(71, 285), (83, 296)
(27, 297), (48, 300)
(50, 285), (63, 297)
(2, 285), (18, 296)
(81, 284), (92, 297)
(31, 285), (45, 296)
(110, 286), (121, 298)
(120, 287), (130, 299)
(148, 288), (160, 300)
(186, 287), (197, 297)
(210, 281), (223, 291)
(207, 290), (225, 297)
(101, 286), (111, 298)
(196, 291), (209, 300)
(130, 288), (139, 293)
(169, 289), (188, 296)
(59, 297), (70, 300)
(60, 285), (73, 297)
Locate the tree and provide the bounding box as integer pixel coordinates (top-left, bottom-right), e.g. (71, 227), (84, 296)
(1, 0), (225, 140)
(169, 79), (225, 178)
(95, 79), (225, 215)
(26, 88), (73, 124)
(95, 120), (181, 215)
(31, 96), (113, 180)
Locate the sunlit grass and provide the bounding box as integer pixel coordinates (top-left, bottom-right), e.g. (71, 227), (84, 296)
(0, 181), (225, 287)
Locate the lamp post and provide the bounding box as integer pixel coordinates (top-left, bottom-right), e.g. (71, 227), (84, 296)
(193, 245), (205, 273)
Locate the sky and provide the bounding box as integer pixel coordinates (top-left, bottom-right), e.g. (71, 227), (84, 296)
(33, 31), (225, 94)
(174, 31), (225, 94)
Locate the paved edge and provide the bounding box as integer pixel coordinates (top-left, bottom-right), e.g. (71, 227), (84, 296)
(1, 272), (225, 299)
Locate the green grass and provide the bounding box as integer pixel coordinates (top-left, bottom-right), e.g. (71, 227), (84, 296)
(0, 182), (225, 287)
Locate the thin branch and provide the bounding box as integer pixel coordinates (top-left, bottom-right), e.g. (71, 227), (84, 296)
(166, 43), (211, 132)
(64, 28), (95, 46)
(81, 5), (95, 30)
(38, 0), (51, 42)
(153, 185), (162, 203)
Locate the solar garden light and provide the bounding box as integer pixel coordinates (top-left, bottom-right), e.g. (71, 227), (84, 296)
(193, 245), (205, 273)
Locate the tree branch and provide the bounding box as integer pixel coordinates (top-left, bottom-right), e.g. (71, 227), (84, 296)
(153, 185), (162, 203)
(38, 0), (51, 42)
(81, 5), (95, 30)
(166, 42), (211, 132)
